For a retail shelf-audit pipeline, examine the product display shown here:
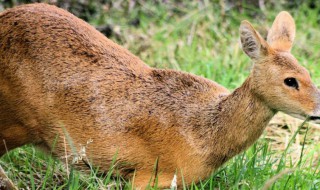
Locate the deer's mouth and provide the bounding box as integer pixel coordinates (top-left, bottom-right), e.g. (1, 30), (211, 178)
(285, 112), (320, 124)
(306, 115), (320, 124)
(310, 116), (320, 121)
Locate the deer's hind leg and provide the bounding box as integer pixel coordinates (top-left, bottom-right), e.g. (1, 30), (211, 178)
(0, 99), (32, 156)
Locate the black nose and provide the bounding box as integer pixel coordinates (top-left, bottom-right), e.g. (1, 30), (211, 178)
(310, 116), (320, 120)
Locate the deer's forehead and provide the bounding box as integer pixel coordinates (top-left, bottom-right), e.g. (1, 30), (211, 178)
(271, 52), (298, 67)
(271, 52), (305, 70)
(266, 52), (311, 79)
(255, 52), (309, 77)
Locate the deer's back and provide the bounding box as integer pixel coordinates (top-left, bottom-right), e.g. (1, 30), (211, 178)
(0, 3), (153, 132)
(0, 3), (150, 76)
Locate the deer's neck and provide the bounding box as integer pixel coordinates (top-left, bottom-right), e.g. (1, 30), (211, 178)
(204, 77), (275, 167)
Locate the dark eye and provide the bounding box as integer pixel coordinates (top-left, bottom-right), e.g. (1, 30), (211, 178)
(284, 77), (299, 90)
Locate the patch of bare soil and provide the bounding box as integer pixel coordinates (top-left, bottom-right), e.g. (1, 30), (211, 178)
(266, 112), (320, 166)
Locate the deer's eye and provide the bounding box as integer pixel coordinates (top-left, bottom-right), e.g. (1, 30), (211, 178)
(284, 77), (299, 90)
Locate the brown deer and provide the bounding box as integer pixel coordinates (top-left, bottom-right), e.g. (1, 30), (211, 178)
(0, 3), (319, 189)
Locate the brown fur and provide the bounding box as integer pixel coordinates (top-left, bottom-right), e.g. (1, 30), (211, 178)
(0, 4), (319, 189)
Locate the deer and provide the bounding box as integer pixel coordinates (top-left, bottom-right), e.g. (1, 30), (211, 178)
(0, 3), (319, 189)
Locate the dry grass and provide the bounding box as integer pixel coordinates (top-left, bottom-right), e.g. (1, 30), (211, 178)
(267, 113), (320, 167)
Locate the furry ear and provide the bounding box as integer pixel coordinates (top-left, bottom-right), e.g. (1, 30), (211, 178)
(267, 11), (295, 52)
(240, 21), (270, 60)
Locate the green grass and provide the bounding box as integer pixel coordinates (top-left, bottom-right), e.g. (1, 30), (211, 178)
(1, 1), (320, 189)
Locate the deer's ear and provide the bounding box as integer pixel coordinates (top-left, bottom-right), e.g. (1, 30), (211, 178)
(267, 11), (295, 52)
(240, 21), (270, 60)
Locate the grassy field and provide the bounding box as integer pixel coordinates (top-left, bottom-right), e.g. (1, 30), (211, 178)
(1, 1), (320, 189)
